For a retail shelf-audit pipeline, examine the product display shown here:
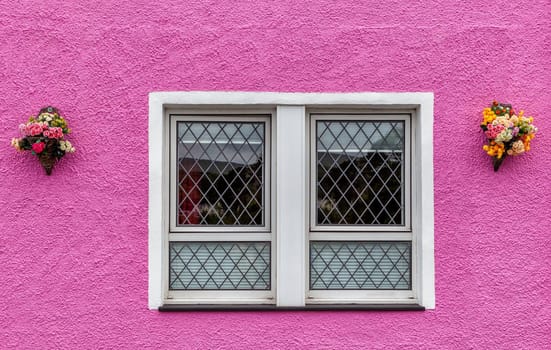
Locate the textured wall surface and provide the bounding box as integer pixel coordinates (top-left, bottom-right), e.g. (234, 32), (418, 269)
(1, 0), (550, 349)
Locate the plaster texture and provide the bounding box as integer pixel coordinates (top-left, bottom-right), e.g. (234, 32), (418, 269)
(0, 0), (550, 349)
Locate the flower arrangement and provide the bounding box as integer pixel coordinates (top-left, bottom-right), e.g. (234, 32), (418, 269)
(11, 106), (75, 175)
(480, 101), (537, 171)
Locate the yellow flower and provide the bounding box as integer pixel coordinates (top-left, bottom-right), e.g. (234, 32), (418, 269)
(482, 108), (497, 125)
(483, 142), (505, 158)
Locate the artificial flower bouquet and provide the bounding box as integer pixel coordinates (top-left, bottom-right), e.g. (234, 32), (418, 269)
(11, 106), (75, 175)
(480, 101), (537, 172)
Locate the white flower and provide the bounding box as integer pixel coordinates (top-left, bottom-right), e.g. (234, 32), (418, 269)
(38, 113), (54, 122)
(11, 138), (22, 151)
(59, 140), (75, 153)
(510, 140), (525, 155)
(495, 129), (513, 143)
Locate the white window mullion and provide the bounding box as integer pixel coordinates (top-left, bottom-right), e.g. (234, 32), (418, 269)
(276, 105), (307, 307)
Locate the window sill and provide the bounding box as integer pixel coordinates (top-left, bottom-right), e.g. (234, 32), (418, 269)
(158, 304), (425, 312)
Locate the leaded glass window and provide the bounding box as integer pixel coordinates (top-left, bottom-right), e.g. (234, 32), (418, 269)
(315, 120), (405, 226)
(310, 241), (411, 290)
(168, 114), (273, 298)
(176, 121), (266, 227)
(309, 114), (413, 295)
(170, 242), (271, 290)
(153, 93), (434, 309)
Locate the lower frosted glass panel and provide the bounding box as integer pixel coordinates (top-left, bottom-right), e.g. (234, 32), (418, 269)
(170, 242), (271, 290)
(310, 241), (411, 290)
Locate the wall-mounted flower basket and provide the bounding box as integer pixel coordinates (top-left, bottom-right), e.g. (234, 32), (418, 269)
(480, 101), (537, 172)
(11, 106), (75, 175)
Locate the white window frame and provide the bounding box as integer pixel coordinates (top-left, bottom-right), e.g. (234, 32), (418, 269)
(307, 113), (415, 304)
(149, 92), (435, 309)
(166, 110), (275, 305)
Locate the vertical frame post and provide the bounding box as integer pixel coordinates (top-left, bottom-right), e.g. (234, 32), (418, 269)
(276, 105), (307, 307)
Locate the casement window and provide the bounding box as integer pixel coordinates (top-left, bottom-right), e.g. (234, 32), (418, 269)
(168, 114), (275, 303)
(149, 92), (435, 310)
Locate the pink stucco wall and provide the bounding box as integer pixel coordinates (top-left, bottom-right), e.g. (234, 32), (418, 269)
(1, 0), (550, 348)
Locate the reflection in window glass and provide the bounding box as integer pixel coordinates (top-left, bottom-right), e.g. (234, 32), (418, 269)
(170, 242), (271, 290)
(316, 120), (404, 225)
(310, 241), (411, 290)
(176, 121), (265, 226)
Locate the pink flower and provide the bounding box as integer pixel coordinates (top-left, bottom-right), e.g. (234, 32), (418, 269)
(32, 141), (45, 154)
(42, 127), (63, 139)
(46, 127), (63, 139)
(485, 124), (505, 139)
(26, 123), (44, 136)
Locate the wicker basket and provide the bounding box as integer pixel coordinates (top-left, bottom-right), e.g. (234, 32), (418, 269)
(26, 137), (59, 175)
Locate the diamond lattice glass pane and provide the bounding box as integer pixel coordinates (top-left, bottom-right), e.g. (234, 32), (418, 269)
(170, 242), (271, 290)
(310, 241), (411, 290)
(316, 120), (405, 225)
(177, 121), (266, 226)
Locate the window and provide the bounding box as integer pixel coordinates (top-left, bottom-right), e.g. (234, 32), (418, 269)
(308, 114), (415, 304)
(167, 114), (274, 303)
(149, 92), (434, 309)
